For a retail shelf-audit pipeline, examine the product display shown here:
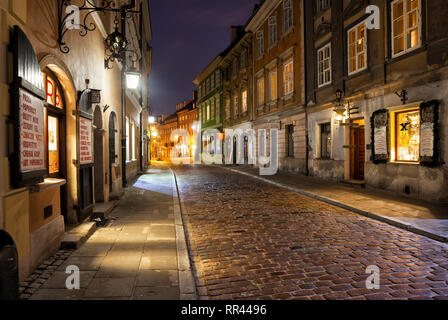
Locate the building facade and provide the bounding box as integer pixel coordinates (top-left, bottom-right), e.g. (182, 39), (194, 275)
(220, 27), (254, 164)
(304, 0), (447, 203)
(194, 57), (224, 156)
(0, 0), (151, 281)
(246, 0), (307, 173)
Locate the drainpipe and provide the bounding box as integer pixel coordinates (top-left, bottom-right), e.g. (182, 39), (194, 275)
(120, 0), (136, 188)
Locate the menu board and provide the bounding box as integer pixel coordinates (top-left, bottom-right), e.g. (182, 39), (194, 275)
(79, 118), (93, 164)
(420, 123), (434, 157)
(19, 89), (45, 172)
(374, 126), (388, 156)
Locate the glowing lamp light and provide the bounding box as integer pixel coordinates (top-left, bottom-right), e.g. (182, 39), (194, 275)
(148, 116), (156, 124)
(125, 68), (141, 89)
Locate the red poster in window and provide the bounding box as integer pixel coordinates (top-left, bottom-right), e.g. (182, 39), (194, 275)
(79, 118), (93, 164)
(19, 89), (45, 172)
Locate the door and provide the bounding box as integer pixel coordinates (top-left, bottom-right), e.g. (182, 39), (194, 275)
(350, 125), (365, 181)
(109, 113), (116, 193)
(47, 110), (67, 220)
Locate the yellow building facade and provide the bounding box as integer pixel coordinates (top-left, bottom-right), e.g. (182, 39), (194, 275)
(0, 0), (151, 282)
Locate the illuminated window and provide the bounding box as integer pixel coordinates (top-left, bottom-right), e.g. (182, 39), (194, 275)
(48, 115), (59, 174)
(284, 60), (294, 95)
(396, 109), (420, 162)
(43, 70), (64, 176)
(257, 78), (265, 106)
(126, 117), (130, 161)
(270, 70), (278, 101)
(392, 0), (421, 57)
(131, 122), (136, 160)
(44, 74), (64, 109)
(348, 21), (367, 75)
(318, 43), (332, 87)
(242, 90), (248, 113)
(207, 103), (210, 120)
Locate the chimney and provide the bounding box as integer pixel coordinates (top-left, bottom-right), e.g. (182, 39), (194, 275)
(230, 26), (243, 44)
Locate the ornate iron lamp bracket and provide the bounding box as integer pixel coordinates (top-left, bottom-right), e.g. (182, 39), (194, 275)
(57, 0), (139, 54)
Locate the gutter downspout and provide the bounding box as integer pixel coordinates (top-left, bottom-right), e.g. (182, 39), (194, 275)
(120, 0), (136, 188)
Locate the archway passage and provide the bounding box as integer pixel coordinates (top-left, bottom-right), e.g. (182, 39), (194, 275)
(109, 112), (117, 193)
(94, 106), (104, 202)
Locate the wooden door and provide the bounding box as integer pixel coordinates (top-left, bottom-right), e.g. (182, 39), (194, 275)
(351, 126), (365, 181)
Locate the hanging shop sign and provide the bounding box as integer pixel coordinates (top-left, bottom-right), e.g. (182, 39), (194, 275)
(79, 118), (93, 165)
(9, 26), (47, 187)
(370, 109), (390, 164)
(419, 100), (440, 166)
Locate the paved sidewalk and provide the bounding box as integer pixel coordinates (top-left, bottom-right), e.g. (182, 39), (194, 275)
(30, 165), (194, 300)
(226, 166), (448, 243)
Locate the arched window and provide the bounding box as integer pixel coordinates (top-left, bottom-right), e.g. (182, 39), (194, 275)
(42, 69), (65, 177)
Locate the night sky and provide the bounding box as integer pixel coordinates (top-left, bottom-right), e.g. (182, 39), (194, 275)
(148, 0), (258, 116)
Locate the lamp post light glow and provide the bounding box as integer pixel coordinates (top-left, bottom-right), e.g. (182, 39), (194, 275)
(125, 68), (141, 89)
(148, 116), (156, 124)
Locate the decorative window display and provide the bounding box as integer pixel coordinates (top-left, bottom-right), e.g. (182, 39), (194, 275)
(396, 109), (420, 162)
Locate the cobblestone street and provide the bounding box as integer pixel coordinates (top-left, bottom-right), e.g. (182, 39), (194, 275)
(175, 165), (448, 300)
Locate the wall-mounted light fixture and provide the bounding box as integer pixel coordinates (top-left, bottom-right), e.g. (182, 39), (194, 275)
(125, 66), (141, 90)
(334, 89), (347, 122)
(57, 0), (140, 70)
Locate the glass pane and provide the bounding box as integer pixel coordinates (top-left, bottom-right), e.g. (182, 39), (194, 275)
(358, 53), (365, 69)
(394, 36), (405, 54)
(46, 76), (56, 106)
(48, 116), (59, 174)
(397, 110), (420, 161)
(408, 0), (418, 11)
(408, 29), (419, 48)
(394, 1), (404, 18)
(408, 11), (417, 28)
(394, 17), (404, 36)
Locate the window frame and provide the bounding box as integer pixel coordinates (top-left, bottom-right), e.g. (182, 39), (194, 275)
(394, 108), (421, 163)
(269, 16), (277, 46)
(347, 20), (368, 76)
(257, 77), (265, 107)
(391, 0), (422, 59)
(257, 31), (265, 57)
(242, 90), (248, 113)
(283, 60), (294, 96)
(283, 0), (293, 34)
(317, 42), (332, 88)
(320, 122), (332, 160)
(269, 69), (278, 101)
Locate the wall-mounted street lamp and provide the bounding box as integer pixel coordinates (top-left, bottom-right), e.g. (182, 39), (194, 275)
(334, 89), (347, 122)
(57, 0), (140, 70)
(125, 66), (141, 89)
